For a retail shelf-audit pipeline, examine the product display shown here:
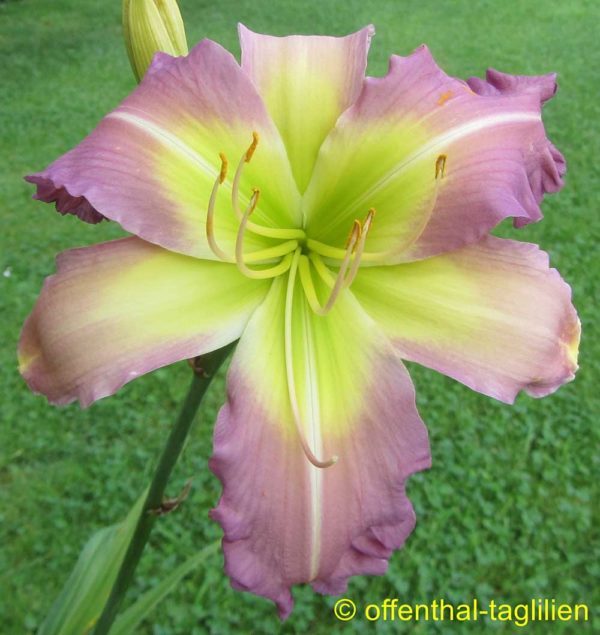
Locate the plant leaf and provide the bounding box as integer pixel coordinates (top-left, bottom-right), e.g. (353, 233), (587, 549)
(110, 542), (219, 635)
(38, 491), (147, 635)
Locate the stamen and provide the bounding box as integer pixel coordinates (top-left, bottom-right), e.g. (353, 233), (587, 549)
(235, 187), (259, 273)
(285, 249), (338, 469)
(346, 219), (362, 250)
(299, 221), (361, 316)
(233, 189), (295, 279)
(244, 224), (306, 241)
(218, 152), (228, 183)
(298, 256), (324, 314)
(232, 133), (260, 220)
(206, 153), (232, 262)
(246, 250), (295, 279)
(206, 153), (299, 271)
(308, 252), (337, 287)
(244, 239), (299, 264)
(310, 156), (446, 267)
(231, 132), (305, 240)
(344, 208), (375, 288)
(435, 154), (447, 179)
(245, 131), (260, 162)
(306, 239), (382, 263)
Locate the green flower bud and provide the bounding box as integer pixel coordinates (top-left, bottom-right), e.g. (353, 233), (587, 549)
(123, 0), (188, 82)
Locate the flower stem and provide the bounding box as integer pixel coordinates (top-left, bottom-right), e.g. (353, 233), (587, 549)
(92, 342), (236, 635)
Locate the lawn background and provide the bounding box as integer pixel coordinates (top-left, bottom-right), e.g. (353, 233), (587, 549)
(0, 0), (598, 632)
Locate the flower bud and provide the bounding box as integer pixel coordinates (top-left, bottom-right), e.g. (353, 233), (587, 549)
(123, 0), (188, 82)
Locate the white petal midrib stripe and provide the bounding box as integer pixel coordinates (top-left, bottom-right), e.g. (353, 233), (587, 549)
(107, 110), (263, 213)
(300, 301), (324, 581)
(315, 111), (541, 234)
(107, 110), (219, 179)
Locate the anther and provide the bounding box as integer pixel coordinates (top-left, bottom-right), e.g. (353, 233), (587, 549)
(205, 148), (304, 272)
(218, 152), (228, 183)
(364, 207), (376, 232)
(248, 187), (260, 213)
(228, 132), (305, 240)
(206, 153), (232, 262)
(245, 131), (260, 162)
(345, 219), (362, 251)
(344, 208), (375, 288)
(232, 133), (260, 221)
(435, 154), (447, 179)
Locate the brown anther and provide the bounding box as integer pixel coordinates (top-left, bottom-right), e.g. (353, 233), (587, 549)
(435, 154), (447, 179)
(345, 219), (362, 250)
(249, 188), (260, 215)
(245, 131), (260, 162)
(218, 152), (228, 184)
(364, 208), (376, 234)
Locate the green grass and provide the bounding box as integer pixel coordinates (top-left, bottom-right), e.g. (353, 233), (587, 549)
(1, 0), (598, 633)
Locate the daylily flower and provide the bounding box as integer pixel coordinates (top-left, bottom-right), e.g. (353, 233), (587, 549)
(19, 25), (580, 618)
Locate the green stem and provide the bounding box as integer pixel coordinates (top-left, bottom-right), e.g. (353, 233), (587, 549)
(93, 342), (236, 635)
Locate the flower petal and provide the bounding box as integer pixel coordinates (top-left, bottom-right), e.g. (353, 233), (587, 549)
(210, 273), (430, 617)
(467, 69), (559, 103)
(239, 24), (374, 192)
(352, 236), (580, 404)
(19, 237), (269, 406)
(466, 68), (566, 228)
(26, 40), (301, 258)
(303, 46), (564, 262)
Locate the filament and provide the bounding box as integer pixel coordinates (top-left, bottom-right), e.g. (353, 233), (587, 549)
(231, 132), (305, 240)
(308, 154), (446, 267)
(298, 220), (361, 315)
(244, 239), (299, 264)
(231, 134), (258, 220)
(308, 252), (337, 287)
(242, 251), (295, 279)
(206, 150), (300, 269)
(306, 239), (384, 264)
(233, 189), (295, 279)
(206, 134), (412, 292)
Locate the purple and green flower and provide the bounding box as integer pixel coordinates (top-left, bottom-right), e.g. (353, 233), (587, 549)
(20, 20), (579, 618)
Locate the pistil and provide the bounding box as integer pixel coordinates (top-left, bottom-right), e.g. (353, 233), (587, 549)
(285, 249), (338, 469)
